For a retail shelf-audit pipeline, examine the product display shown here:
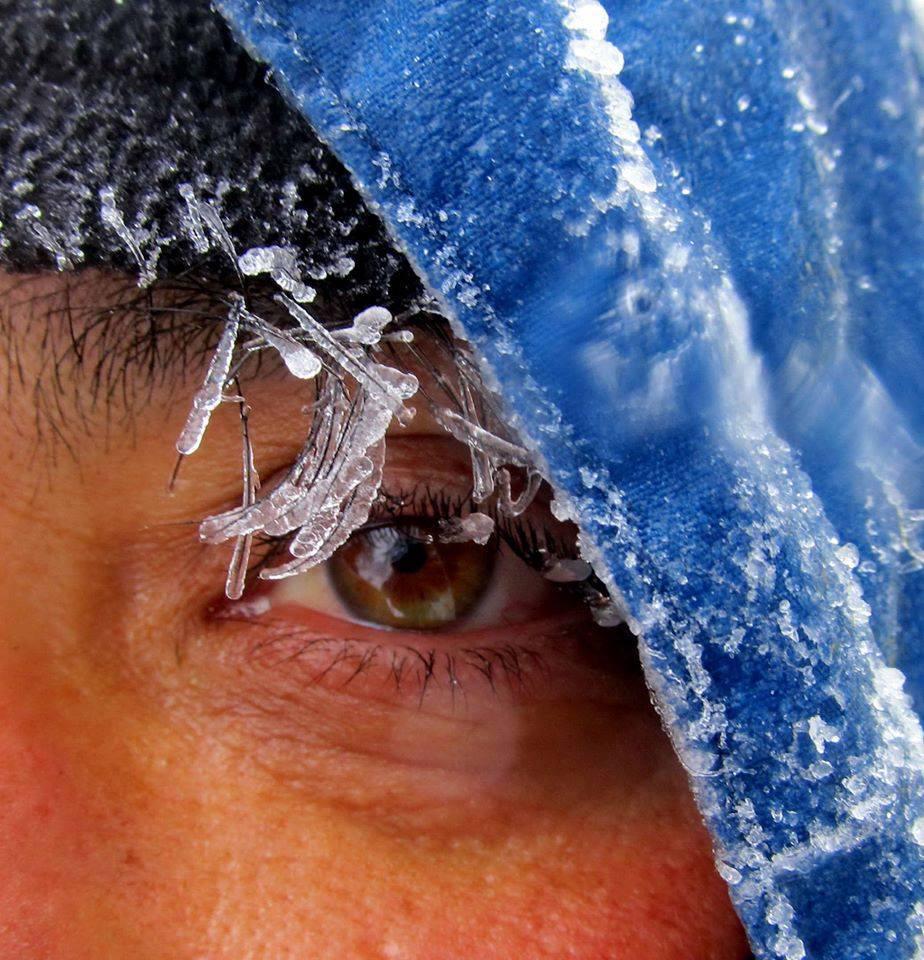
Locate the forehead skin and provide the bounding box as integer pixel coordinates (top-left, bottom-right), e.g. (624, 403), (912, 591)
(0, 268), (748, 960)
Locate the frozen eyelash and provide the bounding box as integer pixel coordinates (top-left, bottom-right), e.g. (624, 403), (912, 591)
(363, 484), (567, 567)
(166, 200), (623, 624)
(171, 202), (549, 599)
(244, 481), (612, 615)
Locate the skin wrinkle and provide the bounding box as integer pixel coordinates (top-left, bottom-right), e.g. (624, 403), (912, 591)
(0, 267), (751, 959)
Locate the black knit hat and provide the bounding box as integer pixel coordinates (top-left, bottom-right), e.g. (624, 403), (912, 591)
(0, 0), (422, 320)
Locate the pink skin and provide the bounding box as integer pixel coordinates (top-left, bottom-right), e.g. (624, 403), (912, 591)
(0, 271), (751, 959)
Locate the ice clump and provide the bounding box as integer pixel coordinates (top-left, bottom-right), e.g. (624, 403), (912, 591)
(439, 512), (495, 545)
(238, 244), (316, 303)
(562, 0), (608, 39)
(172, 238), (420, 590)
(566, 37), (624, 77)
(334, 305), (394, 346)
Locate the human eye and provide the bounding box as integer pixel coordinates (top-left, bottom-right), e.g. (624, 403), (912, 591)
(209, 470), (643, 717)
(156, 292), (638, 725)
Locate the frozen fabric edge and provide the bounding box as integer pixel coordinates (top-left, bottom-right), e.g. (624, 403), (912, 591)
(213, 2), (924, 958)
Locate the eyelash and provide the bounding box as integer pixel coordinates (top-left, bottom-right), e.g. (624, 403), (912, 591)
(212, 482), (629, 704)
(246, 483), (553, 578)
(243, 481), (610, 613)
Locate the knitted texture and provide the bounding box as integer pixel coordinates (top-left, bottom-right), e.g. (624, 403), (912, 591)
(0, 0), (421, 320)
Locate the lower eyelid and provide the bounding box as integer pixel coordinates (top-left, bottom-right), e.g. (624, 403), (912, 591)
(211, 597), (646, 715)
(250, 633), (547, 702)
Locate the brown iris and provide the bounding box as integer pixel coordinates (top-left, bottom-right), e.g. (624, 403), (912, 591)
(328, 523), (496, 630)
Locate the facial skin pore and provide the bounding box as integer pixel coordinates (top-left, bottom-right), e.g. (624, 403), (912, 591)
(0, 271), (750, 960)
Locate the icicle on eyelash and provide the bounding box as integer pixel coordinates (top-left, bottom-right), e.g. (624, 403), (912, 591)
(172, 219), (419, 590)
(225, 388), (260, 600)
(175, 296), (242, 456)
(438, 512), (495, 545)
(497, 467), (543, 517)
(261, 438), (387, 579)
(169, 194), (558, 593)
(276, 294), (418, 423)
(458, 374), (496, 503)
(238, 307), (323, 379)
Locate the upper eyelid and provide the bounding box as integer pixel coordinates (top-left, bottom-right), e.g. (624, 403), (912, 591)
(244, 483), (555, 591)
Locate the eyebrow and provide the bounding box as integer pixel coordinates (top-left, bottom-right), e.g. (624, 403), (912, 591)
(0, 267), (442, 458)
(0, 271), (232, 452)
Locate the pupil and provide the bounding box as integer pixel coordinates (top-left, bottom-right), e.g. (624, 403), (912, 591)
(389, 537), (429, 575)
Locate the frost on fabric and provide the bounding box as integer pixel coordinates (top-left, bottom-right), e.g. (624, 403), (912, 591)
(559, 0), (659, 230)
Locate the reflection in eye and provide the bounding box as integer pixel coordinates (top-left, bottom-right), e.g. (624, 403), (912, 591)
(328, 522), (496, 630)
(268, 506), (571, 637)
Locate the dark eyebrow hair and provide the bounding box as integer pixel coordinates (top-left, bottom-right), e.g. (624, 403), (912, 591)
(0, 266), (440, 461)
(1, 270), (233, 456)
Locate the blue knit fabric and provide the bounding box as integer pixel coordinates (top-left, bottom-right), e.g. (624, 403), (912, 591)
(214, 2), (924, 957)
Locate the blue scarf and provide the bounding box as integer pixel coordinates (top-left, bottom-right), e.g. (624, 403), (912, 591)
(214, 2), (924, 956)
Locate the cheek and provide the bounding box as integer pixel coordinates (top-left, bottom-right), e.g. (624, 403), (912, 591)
(0, 659), (748, 960)
(0, 650), (200, 960)
(0, 669), (99, 957)
(357, 722), (748, 960)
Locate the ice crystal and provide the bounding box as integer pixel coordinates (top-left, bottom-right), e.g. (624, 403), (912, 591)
(178, 183), (210, 254)
(238, 244), (316, 303)
(439, 512), (495, 545)
(197, 199), (238, 264)
(497, 467), (543, 517)
(278, 294), (417, 423)
(335, 305), (394, 346)
(99, 186), (156, 284)
(175, 297), (242, 456)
